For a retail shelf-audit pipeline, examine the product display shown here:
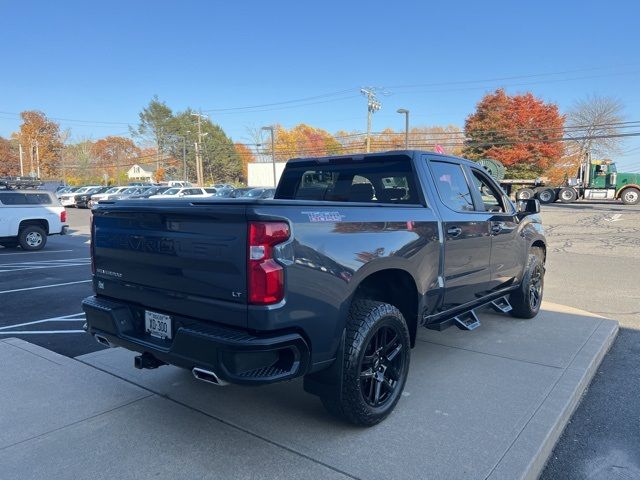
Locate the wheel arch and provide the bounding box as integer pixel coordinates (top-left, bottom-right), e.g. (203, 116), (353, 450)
(350, 268), (420, 347)
(19, 218), (49, 235)
(531, 239), (546, 262)
(616, 184), (640, 199)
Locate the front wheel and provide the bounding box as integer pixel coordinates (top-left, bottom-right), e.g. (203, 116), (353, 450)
(320, 300), (411, 427)
(620, 187), (640, 205)
(509, 247), (545, 319)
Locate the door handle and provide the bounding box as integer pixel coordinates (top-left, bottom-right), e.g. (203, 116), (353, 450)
(447, 226), (462, 237)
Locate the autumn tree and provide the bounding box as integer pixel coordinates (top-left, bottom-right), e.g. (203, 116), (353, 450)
(63, 140), (98, 184)
(0, 136), (20, 176)
(270, 124), (342, 161)
(234, 143), (255, 183)
(463, 89), (565, 178)
(14, 111), (63, 178)
(92, 136), (141, 179)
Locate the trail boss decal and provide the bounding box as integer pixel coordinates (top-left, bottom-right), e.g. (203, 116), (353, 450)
(302, 211), (344, 223)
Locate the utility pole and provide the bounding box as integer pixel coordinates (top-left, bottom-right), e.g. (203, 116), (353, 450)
(35, 140), (41, 178)
(361, 88), (382, 153)
(191, 112), (208, 186)
(261, 126), (276, 187)
(182, 136), (187, 182)
(397, 109), (410, 149)
(19, 143), (24, 176)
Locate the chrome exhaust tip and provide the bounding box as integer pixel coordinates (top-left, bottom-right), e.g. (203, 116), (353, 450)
(192, 367), (229, 386)
(94, 334), (111, 348)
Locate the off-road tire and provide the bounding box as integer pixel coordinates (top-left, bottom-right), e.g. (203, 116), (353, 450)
(18, 225), (47, 251)
(320, 300), (411, 427)
(620, 187), (640, 205)
(515, 188), (535, 201)
(509, 247), (545, 319)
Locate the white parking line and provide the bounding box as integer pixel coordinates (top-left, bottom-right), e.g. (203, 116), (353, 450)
(0, 330), (86, 335)
(0, 313), (85, 330)
(0, 280), (92, 294)
(0, 258), (91, 273)
(0, 249), (75, 256)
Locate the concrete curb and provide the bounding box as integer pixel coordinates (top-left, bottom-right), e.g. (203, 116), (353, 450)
(488, 318), (619, 480)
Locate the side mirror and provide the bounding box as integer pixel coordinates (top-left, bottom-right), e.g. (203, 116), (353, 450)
(516, 198), (540, 215)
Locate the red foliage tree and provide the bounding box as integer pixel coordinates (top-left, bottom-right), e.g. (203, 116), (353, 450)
(463, 89), (565, 177)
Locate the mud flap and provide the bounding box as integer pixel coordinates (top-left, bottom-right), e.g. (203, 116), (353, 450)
(303, 330), (345, 400)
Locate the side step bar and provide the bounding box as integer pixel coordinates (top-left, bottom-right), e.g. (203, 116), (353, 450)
(491, 296), (513, 314)
(453, 310), (481, 330)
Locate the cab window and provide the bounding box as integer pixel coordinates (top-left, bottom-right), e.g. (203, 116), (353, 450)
(470, 169), (506, 213)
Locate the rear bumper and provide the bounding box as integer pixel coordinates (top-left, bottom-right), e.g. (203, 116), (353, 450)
(82, 295), (310, 385)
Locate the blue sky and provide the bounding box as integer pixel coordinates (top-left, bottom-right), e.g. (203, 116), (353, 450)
(1, 0), (639, 170)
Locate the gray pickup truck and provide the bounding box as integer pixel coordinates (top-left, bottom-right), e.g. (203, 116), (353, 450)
(83, 151), (546, 426)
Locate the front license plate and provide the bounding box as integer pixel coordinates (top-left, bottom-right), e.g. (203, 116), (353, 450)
(145, 310), (172, 340)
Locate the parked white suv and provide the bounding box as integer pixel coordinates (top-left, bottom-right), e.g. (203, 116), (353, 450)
(0, 190), (68, 250)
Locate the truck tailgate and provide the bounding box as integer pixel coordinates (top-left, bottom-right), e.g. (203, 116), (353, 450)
(92, 203), (248, 327)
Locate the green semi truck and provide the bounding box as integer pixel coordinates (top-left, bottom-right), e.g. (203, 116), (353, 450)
(479, 158), (640, 205)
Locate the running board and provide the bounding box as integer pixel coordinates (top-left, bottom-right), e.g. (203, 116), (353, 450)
(490, 296), (513, 314)
(453, 310), (481, 330)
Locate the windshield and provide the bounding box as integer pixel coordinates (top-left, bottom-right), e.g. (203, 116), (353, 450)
(105, 187), (120, 194)
(245, 189), (265, 197)
(163, 188), (180, 195)
(74, 187), (91, 194)
(121, 187), (138, 194)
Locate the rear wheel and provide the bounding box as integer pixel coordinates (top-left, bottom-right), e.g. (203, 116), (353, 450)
(18, 225), (47, 251)
(509, 247), (545, 319)
(535, 188), (556, 204)
(620, 187), (640, 205)
(320, 300), (410, 426)
(515, 188), (535, 201)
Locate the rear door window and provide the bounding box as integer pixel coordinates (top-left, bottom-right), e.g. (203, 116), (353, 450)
(430, 161), (475, 212)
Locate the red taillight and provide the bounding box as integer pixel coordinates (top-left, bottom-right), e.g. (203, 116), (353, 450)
(90, 215), (96, 275)
(60, 210), (67, 223)
(248, 221), (290, 305)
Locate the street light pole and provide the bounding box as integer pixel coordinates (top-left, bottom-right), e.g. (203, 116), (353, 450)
(397, 109), (409, 149)
(261, 126), (276, 187)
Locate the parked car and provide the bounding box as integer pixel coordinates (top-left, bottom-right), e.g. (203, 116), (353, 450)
(128, 186), (171, 199)
(212, 183), (234, 190)
(244, 187), (275, 199)
(60, 186), (101, 207)
(88, 186), (129, 208)
(83, 151), (546, 426)
(213, 188), (235, 198)
(168, 181), (193, 188)
(107, 187), (148, 200)
(74, 186), (110, 208)
(229, 187), (254, 198)
(150, 187), (208, 198)
(0, 190), (68, 250)
(56, 186), (79, 199)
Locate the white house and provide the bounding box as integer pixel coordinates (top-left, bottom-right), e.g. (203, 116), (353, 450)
(127, 164), (157, 182)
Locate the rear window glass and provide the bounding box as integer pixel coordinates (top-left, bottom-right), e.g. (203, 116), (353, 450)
(0, 192), (51, 205)
(276, 155), (420, 204)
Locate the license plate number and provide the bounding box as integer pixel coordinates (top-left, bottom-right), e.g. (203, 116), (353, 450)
(144, 311), (172, 339)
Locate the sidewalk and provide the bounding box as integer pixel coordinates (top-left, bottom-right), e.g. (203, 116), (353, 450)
(0, 302), (617, 480)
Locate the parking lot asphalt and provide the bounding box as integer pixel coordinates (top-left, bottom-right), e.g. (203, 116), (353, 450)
(0, 208), (102, 357)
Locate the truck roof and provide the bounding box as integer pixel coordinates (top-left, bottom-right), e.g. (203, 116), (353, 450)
(285, 149), (476, 167)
